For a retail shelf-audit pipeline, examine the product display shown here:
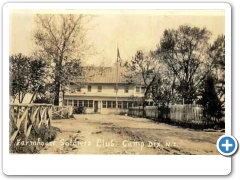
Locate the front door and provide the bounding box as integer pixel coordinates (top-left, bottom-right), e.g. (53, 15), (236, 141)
(94, 101), (98, 113)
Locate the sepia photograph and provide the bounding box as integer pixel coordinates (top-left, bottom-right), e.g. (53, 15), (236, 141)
(9, 8), (225, 155)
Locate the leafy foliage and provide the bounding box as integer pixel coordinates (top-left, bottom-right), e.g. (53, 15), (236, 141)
(10, 125), (58, 154)
(151, 76), (172, 106)
(34, 14), (91, 105)
(209, 35), (225, 107)
(198, 75), (223, 120)
(154, 25), (213, 103)
(10, 53), (47, 103)
(124, 51), (160, 116)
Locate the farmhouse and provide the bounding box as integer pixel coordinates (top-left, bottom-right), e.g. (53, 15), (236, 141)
(63, 66), (154, 114)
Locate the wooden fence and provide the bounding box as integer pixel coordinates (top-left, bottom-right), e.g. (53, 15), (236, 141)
(128, 105), (213, 125)
(52, 106), (73, 119)
(9, 103), (52, 144)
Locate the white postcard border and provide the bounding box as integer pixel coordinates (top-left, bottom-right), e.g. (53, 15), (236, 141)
(3, 2), (231, 175)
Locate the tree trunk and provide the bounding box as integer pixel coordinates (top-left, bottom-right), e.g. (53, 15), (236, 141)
(54, 60), (62, 106)
(54, 82), (60, 106)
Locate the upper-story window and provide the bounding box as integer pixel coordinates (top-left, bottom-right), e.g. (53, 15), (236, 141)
(98, 86), (102, 92)
(136, 86), (145, 93)
(88, 85), (92, 92)
(124, 86), (129, 93)
(76, 87), (81, 92)
(114, 85), (118, 92)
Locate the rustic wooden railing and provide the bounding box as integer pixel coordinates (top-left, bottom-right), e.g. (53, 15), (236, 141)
(9, 103), (52, 144)
(52, 106), (73, 119)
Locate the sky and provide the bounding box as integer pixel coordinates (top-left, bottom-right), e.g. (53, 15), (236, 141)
(9, 10), (225, 66)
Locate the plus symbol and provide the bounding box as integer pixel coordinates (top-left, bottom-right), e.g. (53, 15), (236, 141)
(222, 139), (233, 151)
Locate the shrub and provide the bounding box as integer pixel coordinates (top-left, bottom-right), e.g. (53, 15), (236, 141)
(73, 106), (86, 114)
(10, 124), (59, 154)
(198, 75), (223, 122)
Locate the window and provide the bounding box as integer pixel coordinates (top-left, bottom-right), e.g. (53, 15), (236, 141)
(114, 85), (118, 92)
(136, 86), (145, 93)
(136, 86), (141, 93)
(88, 86), (92, 92)
(149, 101), (154, 106)
(89, 100), (93, 108)
(133, 102), (138, 107)
(74, 100), (78, 107)
(124, 86), (129, 93)
(76, 87), (81, 92)
(123, 101), (128, 109)
(118, 102), (122, 109)
(102, 101), (107, 108)
(128, 102), (133, 108)
(63, 100), (67, 106)
(84, 100), (88, 107)
(98, 86), (102, 92)
(79, 100), (83, 107)
(107, 101), (112, 108)
(112, 101), (116, 108)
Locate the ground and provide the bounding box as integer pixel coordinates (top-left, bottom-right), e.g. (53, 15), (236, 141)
(40, 114), (223, 155)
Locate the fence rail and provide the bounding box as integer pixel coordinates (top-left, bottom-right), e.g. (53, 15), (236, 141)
(52, 106), (73, 119)
(9, 103), (52, 144)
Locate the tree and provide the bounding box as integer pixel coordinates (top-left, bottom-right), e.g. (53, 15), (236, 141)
(151, 74), (172, 106)
(10, 53), (47, 103)
(10, 54), (30, 103)
(209, 35), (225, 108)
(28, 57), (48, 103)
(34, 14), (91, 105)
(154, 25), (213, 104)
(198, 75), (223, 122)
(124, 51), (160, 117)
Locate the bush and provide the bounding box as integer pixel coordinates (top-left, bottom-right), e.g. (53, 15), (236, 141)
(10, 124), (59, 154)
(73, 106), (86, 114)
(33, 97), (52, 104)
(198, 75), (224, 121)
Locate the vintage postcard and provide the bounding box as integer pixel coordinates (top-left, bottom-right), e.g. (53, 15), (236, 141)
(3, 3), (233, 175)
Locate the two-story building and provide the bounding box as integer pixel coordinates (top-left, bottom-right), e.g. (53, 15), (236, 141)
(63, 66), (154, 114)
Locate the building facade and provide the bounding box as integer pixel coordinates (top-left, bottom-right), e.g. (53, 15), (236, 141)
(63, 67), (154, 114)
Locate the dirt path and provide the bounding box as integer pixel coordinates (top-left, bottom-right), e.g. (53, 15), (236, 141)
(40, 114), (223, 155)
